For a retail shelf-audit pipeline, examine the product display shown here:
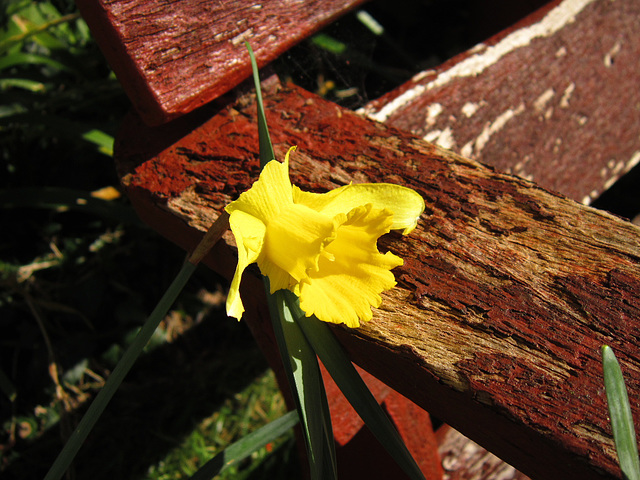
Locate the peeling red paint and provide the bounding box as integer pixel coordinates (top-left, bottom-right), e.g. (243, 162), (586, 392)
(115, 81), (640, 479)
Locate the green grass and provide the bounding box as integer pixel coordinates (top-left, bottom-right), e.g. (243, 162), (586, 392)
(147, 370), (295, 480)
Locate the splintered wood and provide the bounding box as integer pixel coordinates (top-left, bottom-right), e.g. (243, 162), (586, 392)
(115, 82), (640, 479)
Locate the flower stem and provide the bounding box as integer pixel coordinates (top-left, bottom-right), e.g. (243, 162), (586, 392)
(188, 211), (230, 265)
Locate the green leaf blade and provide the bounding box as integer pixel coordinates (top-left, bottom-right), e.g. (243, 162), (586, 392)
(602, 345), (640, 480)
(248, 41), (336, 480)
(190, 410), (299, 480)
(284, 291), (425, 480)
(266, 288), (337, 480)
(245, 42), (275, 168)
(43, 261), (198, 480)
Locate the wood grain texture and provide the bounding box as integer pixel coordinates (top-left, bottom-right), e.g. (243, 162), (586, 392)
(76, 0), (365, 125)
(115, 82), (640, 479)
(361, 0), (640, 205)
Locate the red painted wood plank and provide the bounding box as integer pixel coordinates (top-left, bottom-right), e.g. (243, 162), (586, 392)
(76, 0), (366, 125)
(114, 82), (640, 479)
(322, 365), (444, 479)
(361, 0), (640, 205)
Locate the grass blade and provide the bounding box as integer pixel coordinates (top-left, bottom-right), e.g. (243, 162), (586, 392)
(0, 78), (46, 92)
(283, 291), (425, 480)
(190, 410), (299, 480)
(245, 42), (275, 168)
(602, 345), (640, 480)
(43, 261), (198, 480)
(81, 128), (114, 156)
(0, 52), (70, 72)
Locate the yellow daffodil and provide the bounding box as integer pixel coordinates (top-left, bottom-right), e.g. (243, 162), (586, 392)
(225, 147), (424, 328)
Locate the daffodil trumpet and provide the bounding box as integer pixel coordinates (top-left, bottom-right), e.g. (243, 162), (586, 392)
(225, 147), (424, 327)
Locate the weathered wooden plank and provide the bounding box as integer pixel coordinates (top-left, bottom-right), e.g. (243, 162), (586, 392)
(76, 0), (365, 125)
(361, 0), (640, 205)
(115, 82), (640, 479)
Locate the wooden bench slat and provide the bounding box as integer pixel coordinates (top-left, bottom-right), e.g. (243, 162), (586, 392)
(361, 0), (640, 205)
(76, 0), (365, 125)
(115, 82), (640, 479)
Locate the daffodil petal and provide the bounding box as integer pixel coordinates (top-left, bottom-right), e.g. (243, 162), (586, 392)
(259, 256), (293, 293)
(225, 152), (295, 222)
(226, 210), (266, 320)
(297, 204), (403, 327)
(259, 203), (340, 284)
(293, 183), (424, 234)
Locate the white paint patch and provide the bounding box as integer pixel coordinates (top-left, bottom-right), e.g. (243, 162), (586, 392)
(513, 155), (532, 174)
(534, 88), (555, 112)
(423, 127), (456, 150)
(460, 141), (474, 158)
(412, 69), (436, 83)
(230, 29), (253, 46)
(582, 188), (600, 205)
(463, 104), (525, 157)
(556, 46), (568, 57)
(613, 159), (626, 175)
(604, 174), (619, 191)
(560, 82), (575, 108)
(583, 151), (640, 204)
(425, 103), (443, 127)
(423, 130), (441, 143)
(469, 43), (487, 54)
(626, 150), (640, 171)
(366, 0), (596, 123)
(461, 102), (479, 118)
(553, 137), (563, 153)
(604, 40), (622, 67)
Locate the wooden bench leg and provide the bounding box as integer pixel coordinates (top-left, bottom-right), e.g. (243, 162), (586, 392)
(323, 364), (443, 479)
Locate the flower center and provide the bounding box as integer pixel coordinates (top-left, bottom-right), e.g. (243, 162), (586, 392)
(263, 203), (340, 282)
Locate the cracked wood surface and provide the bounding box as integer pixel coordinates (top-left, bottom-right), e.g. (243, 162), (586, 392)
(115, 82), (640, 479)
(76, 0), (365, 125)
(362, 0), (640, 205)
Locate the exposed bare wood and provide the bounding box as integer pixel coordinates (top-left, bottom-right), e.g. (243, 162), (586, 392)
(362, 0), (640, 205)
(115, 82), (640, 479)
(76, 0), (366, 125)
